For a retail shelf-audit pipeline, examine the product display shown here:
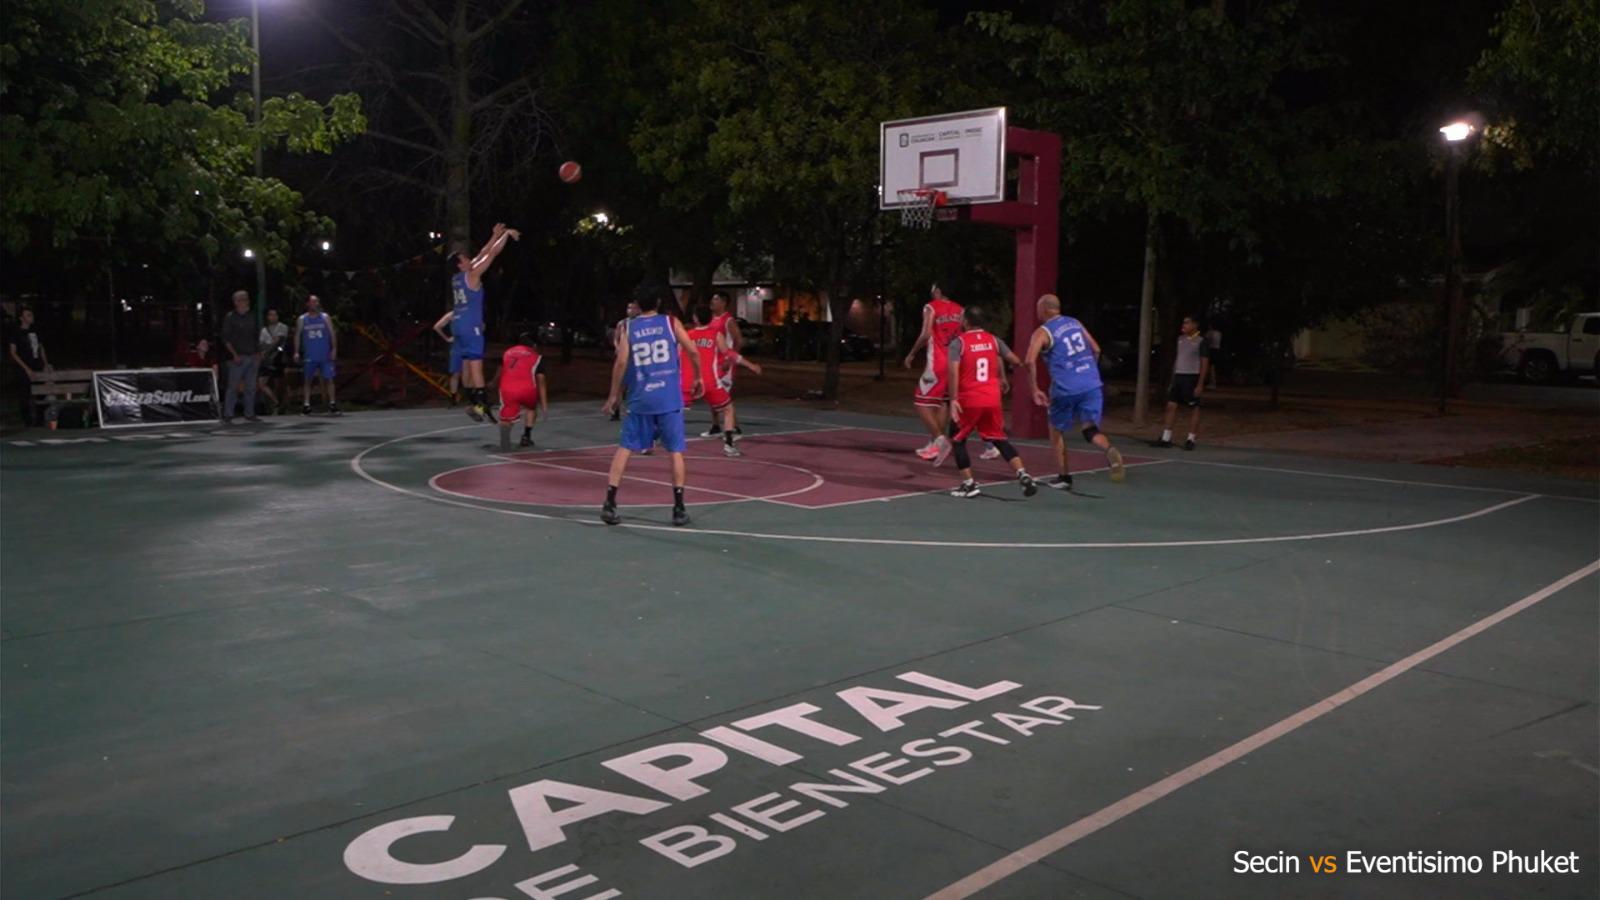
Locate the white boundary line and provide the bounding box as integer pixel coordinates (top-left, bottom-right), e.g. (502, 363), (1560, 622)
(799, 460), (1170, 510)
(925, 558), (1600, 899)
(1176, 458), (1599, 503)
(428, 459), (751, 510)
(349, 424), (1546, 549)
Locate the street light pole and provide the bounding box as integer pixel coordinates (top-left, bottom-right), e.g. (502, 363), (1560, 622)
(251, 0), (266, 329)
(1437, 120), (1473, 414)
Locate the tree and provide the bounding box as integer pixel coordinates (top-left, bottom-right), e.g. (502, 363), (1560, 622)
(1470, 0), (1599, 168)
(641, 0), (951, 398)
(972, 0), (1340, 422)
(0, 0), (362, 268)
(307, 0), (552, 254)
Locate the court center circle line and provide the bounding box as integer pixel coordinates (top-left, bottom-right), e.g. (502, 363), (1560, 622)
(428, 453), (825, 509)
(351, 423), (1543, 549)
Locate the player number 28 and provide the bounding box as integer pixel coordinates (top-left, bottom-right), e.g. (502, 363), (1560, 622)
(632, 339), (672, 367)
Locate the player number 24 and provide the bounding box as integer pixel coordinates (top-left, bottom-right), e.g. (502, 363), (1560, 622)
(632, 339), (672, 367)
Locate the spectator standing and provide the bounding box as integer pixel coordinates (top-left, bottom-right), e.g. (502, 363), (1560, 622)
(257, 309), (290, 414)
(6, 306), (50, 426)
(220, 291), (260, 424)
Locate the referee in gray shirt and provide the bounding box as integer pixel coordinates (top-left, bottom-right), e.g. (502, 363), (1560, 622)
(1155, 315), (1210, 450)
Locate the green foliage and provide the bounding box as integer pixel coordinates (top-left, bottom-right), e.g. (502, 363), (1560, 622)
(0, 0), (364, 266)
(972, 0), (1338, 247)
(1470, 0), (1600, 168)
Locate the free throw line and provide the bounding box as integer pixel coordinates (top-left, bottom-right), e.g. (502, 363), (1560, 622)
(926, 558), (1600, 899)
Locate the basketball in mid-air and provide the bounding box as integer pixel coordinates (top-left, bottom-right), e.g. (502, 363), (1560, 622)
(558, 161), (582, 183)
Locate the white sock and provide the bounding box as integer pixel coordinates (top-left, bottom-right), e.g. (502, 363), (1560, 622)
(1187, 433), (1197, 442)
(1161, 429), (1173, 441)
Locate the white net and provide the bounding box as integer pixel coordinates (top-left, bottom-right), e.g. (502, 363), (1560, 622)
(898, 189), (939, 229)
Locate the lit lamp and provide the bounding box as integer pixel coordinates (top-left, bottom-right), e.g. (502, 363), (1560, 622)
(1437, 118), (1478, 412)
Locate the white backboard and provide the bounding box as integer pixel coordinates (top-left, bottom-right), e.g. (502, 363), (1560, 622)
(880, 107), (1006, 209)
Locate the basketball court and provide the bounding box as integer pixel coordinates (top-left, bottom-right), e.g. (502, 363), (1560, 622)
(2, 403), (1596, 899)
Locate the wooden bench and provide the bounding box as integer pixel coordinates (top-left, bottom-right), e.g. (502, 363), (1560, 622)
(29, 368), (98, 427)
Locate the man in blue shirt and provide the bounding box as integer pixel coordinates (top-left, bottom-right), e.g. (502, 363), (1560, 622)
(600, 286), (703, 527)
(294, 294), (340, 416)
(1023, 293), (1126, 491)
(448, 223), (520, 421)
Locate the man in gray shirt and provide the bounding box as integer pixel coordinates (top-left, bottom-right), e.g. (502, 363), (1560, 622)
(1155, 315), (1210, 450)
(220, 290), (260, 423)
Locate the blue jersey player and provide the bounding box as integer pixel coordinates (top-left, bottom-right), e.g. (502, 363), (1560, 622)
(447, 223), (520, 421)
(600, 286), (703, 527)
(294, 294), (341, 416)
(1023, 293), (1125, 490)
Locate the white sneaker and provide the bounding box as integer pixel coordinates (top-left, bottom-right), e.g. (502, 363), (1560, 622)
(930, 436), (953, 467)
(950, 481), (981, 498)
(1107, 447), (1126, 483)
(980, 445), (1001, 460)
(722, 442), (742, 457)
(915, 441), (938, 459)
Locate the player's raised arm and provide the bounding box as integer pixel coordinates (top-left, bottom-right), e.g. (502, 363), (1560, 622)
(432, 311), (455, 342)
(674, 317), (704, 398)
(716, 332), (762, 375)
(1024, 326), (1052, 408)
(467, 223), (520, 282)
(903, 305), (933, 369)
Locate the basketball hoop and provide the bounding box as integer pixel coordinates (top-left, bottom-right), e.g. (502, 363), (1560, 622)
(897, 188), (946, 230)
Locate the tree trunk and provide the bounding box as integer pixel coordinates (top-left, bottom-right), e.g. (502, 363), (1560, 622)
(1132, 206), (1158, 426)
(822, 286), (849, 400)
(1155, 225), (1181, 385)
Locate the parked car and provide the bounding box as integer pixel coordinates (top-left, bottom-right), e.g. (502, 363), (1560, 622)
(736, 317), (763, 355)
(838, 329), (875, 362)
(1500, 312), (1600, 382)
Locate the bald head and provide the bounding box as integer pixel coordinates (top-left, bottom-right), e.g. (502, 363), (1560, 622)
(1036, 293), (1061, 319)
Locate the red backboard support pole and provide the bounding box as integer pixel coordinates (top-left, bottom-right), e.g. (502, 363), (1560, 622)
(962, 126), (1060, 439)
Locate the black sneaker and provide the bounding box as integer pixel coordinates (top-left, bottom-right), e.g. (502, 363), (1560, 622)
(700, 426), (722, 438)
(465, 405), (484, 423)
(1152, 438), (1173, 448)
(244, 415), (261, 423)
(1019, 472), (1038, 497)
(1046, 475), (1073, 491)
(1183, 439), (1196, 451)
(221, 417), (234, 425)
(601, 503), (621, 525)
(329, 404), (342, 417)
(672, 506), (691, 527)
(519, 433), (534, 448)
(301, 404), (311, 416)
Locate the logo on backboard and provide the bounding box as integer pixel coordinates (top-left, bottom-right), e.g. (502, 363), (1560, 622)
(899, 134), (909, 147)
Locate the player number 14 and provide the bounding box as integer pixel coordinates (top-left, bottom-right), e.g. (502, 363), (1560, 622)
(632, 339), (672, 367)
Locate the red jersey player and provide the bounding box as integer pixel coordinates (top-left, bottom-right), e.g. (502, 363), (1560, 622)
(902, 283), (965, 458)
(701, 291), (745, 439)
(932, 307), (1036, 498)
(496, 331), (548, 452)
(682, 305), (762, 456)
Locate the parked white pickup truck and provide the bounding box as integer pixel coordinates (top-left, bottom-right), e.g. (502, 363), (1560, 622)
(1500, 312), (1600, 382)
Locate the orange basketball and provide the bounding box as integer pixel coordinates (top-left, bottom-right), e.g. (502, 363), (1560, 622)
(558, 161), (582, 183)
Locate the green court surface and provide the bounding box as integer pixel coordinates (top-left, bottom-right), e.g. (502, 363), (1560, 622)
(2, 403), (1596, 899)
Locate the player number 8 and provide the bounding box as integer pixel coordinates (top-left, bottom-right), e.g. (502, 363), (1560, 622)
(976, 357), (990, 382)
